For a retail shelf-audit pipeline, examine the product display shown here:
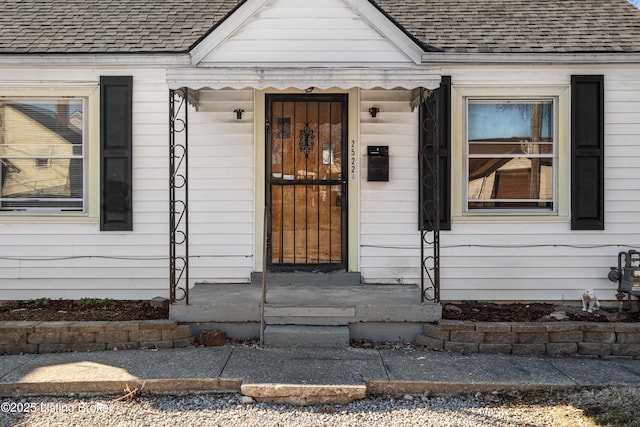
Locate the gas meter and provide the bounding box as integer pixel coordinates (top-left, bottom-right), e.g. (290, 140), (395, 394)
(608, 250), (640, 308)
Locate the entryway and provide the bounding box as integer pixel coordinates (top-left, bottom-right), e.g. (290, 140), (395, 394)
(266, 94), (348, 270)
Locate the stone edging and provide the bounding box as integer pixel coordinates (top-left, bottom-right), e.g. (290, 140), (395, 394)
(416, 320), (640, 358)
(0, 320), (193, 354)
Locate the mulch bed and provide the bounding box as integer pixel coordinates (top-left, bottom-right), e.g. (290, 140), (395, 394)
(0, 299), (638, 323)
(0, 299), (168, 322)
(442, 301), (640, 323)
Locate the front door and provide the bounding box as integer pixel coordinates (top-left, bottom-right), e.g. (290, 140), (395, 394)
(266, 94), (347, 270)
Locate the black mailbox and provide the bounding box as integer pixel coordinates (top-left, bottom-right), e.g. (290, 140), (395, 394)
(367, 146), (389, 182)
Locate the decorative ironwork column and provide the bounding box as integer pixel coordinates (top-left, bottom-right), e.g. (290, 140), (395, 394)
(169, 88), (189, 304)
(419, 88), (440, 303)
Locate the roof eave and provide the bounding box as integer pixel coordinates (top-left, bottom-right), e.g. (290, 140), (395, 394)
(422, 51), (640, 64)
(0, 52), (193, 67)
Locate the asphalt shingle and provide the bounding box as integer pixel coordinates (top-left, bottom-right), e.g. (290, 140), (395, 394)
(375, 0), (640, 53)
(1, 0), (639, 54)
(0, 0), (241, 54)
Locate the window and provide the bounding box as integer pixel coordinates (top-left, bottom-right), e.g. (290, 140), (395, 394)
(466, 98), (556, 213)
(0, 98), (85, 212)
(440, 82), (594, 226)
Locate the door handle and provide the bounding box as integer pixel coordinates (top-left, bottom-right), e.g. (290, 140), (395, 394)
(336, 191), (342, 207)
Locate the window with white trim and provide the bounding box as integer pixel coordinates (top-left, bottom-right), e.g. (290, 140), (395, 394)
(465, 98), (556, 213)
(0, 98), (85, 212)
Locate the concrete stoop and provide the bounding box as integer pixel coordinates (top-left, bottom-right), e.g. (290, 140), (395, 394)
(171, 279), (442, 344)
(264, 325), (350, 348)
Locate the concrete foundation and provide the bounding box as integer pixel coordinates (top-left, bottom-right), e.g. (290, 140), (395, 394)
(264, 325), (350, 348)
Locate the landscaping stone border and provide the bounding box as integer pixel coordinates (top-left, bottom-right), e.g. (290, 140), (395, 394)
(0, 320), (193, 354)
(416, 320), (640, 357)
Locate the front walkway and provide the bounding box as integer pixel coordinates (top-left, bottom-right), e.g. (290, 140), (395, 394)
(2, 345), (640, 402)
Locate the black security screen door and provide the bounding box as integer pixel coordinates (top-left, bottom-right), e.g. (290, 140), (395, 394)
(266, 94), (347, 270)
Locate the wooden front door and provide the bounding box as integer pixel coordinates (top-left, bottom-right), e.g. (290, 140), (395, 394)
(266, 94), (347, 270)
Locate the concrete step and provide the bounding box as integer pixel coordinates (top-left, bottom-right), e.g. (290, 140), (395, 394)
(264, 305), (355, 326)
(263, 325), (350, 348)
(252, 271), (361, 286)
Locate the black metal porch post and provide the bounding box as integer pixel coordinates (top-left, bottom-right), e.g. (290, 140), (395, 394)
(169, 88), (190, 304)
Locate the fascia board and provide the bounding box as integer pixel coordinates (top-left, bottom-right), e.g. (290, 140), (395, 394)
(0, 53), (192, 67)
(422, 52), (640, 64)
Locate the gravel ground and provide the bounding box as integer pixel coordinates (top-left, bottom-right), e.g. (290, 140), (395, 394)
(1, 391), (597, 427)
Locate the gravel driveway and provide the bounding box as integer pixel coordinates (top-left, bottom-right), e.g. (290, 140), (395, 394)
(1, 392), (595, 427)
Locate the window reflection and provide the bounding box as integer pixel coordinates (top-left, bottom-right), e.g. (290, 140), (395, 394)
(0, 99), (84, 211)
(467, 100), (554, 210)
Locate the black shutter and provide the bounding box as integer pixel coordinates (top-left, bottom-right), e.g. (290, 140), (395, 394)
(571, 75), (604, 230)
(100, 76), (133, 231)
(419, 76), (451, 231)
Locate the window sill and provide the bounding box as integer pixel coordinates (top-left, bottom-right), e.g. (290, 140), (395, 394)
(452, 214), (570, 223)
(0, 213), (98, 223)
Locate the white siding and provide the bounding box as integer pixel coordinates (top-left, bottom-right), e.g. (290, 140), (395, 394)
(359, 89), (422, 284)
(187, 89), (255, 283)
(358, 65), (640, 303)
(0, 77), (256, 299)
(199, 0), (412, 65)
(440, 65), (640, 302)
(2, 61), (640, 305)
(0, 67), (170, 299)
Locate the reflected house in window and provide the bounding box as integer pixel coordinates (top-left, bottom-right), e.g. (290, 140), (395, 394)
(0, 100), (83, 211)
(467, 101), (554, 210)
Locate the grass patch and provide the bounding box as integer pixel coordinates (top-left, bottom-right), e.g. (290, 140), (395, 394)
(567, 386), (640, 427)
(494, 386), (640, 427)
(75, 298), (116, 306)
(0, 300), (22, 311)
(0, 298), (51, 312)
(32, 298), (50, 307)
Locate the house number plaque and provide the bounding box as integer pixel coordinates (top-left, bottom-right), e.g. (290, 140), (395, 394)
(351, 140), (356, 180)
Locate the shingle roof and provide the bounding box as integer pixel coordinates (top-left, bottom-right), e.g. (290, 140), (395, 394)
(376, 0), (640, 53)
(0, 0), (241, 54)
(1, 0), (640, 55)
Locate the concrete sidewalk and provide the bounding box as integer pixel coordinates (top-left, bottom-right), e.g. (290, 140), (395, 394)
(1, 346), (640, 404)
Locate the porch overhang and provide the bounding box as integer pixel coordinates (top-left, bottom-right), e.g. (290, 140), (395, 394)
(166, 67), (441, 91)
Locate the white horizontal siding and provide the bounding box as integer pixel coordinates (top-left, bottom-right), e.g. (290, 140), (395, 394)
(1, 61), (639, 305)
(604, 71), (640, 263)
(187, 89), (256, 282)
(0, 80), (256, 299)
(358, 65), (640, 303)
(359, 89), (421, 284)
(0, 67), (172, 299)
(0, 279), (163, 300)
(201, 0), (411, 65)
(434, 64), (640, 302)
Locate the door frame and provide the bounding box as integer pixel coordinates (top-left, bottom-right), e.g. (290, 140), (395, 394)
(265, 93), (348, 271)
(254, 88), (360, 273)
